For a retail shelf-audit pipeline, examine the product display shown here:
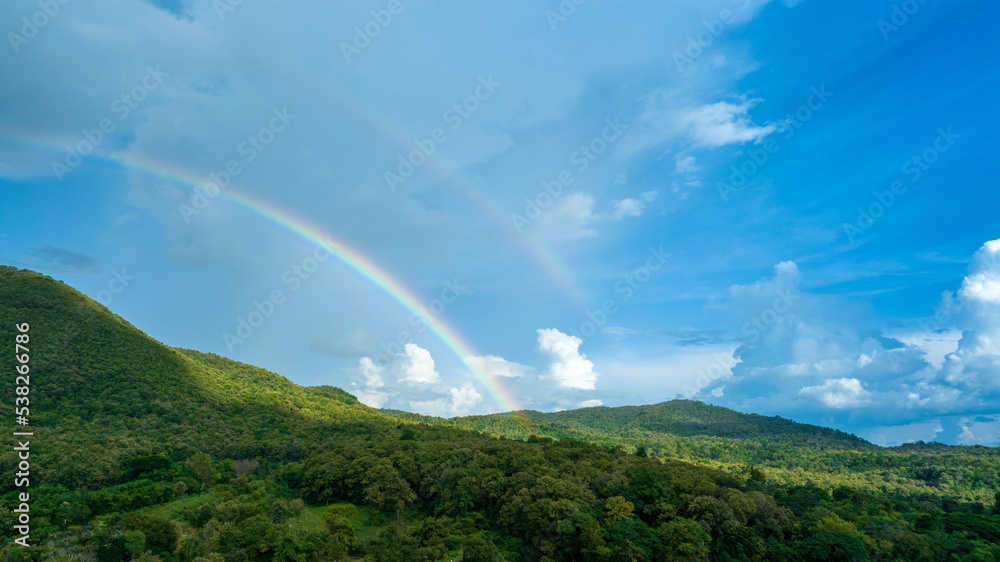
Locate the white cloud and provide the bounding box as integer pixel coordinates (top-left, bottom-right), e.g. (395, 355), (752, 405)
(674, 154), (700, 173)
(472, 355), (530, 378)
(798, 378), (869, 408)
(681, 100), (776, 147)
(358, 357), (385, 388)
(408, 398), (449, 417)
(400, 343), (441, 384)
(409, 383), (484, 417)
(958, 414), (1000, 445)
(533, 191), (651, 242)
(537, 328), (598, 390)
(355, 389), (390, 409)
(608, 198), (644, 220)
(449, 384), (484, 416)
(938, 240), (1000, 390)
(577, 399), (604, 408)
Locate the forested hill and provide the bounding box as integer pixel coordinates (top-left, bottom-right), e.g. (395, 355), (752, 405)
(3, 266), (1000, 561)
(0, 265), (387, 488)
(525, 401), (869, 443)
(464, 400), (871, 447)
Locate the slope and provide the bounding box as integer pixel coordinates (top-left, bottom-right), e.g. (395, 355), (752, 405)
(0, 265), (387, 490)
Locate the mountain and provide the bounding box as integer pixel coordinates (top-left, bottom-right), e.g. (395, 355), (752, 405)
(2, 266), (1000, 561)
(386, 399), (871, 448)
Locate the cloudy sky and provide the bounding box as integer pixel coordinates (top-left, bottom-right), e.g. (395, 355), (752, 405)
(2, 0), (999, 445)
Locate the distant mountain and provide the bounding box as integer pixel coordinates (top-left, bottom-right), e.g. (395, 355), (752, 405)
(383, 398), (873, 461)
(491, 400), (867, 445)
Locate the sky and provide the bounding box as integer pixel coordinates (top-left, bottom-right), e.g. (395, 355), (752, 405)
(1, 0), (999, 446)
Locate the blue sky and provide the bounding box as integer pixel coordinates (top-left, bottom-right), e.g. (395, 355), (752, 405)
(2, 0), (999, 445)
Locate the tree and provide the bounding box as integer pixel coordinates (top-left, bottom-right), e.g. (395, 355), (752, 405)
(463, 533), (501, 562)
(363, 462), (416, 523)
(660, 517), (711, 562)
(186, 453), (216, 491)
(798, 532), (870, 562)
(605, 496), (636, 522)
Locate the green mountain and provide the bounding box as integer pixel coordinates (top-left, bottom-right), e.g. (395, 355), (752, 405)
(387, 398), (871, 448)
(2, 266), (1000, 561)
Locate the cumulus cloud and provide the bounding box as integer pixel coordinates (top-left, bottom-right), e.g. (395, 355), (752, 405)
(706, 259), (928, 425)
(577, 399), (604, 408)
(400, 343), (441, 384)
(472, 355), (530, 378)
(537, 328), (598, 390)
(358, 357), (385, 388)
(694, 240), (1000, 445)
(409, 383), (484, 417)
(798, 378), (869, 408)
(348, 357), (391, 408)
(958, 414), (1000, 445)
(937, 240), (1000, 390)
(449, 384), (484, 416)
(355, 389), (390, 409)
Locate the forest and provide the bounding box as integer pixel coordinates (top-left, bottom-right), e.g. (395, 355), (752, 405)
(1, 265), (999, 561)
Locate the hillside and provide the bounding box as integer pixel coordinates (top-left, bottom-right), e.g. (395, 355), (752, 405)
(0, 266), (389, 490)
(521, 401), (870, 444)
(2, 266), (1000, 561)
(384, 401), (1000, 509)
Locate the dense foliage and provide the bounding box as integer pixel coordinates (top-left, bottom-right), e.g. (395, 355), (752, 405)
(1, 266), (999, 561)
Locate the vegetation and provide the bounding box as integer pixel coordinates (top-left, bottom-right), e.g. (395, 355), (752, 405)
(1, 266), (999, 561)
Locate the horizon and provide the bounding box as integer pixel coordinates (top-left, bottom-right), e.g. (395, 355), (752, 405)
(2, 0), (1000, 446)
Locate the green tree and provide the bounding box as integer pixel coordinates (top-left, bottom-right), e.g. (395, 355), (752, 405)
(605, 496), (636, 522)
(186, 453), (216, 492)
(798, 532), (870, 562)
(660, 517), (711, 562)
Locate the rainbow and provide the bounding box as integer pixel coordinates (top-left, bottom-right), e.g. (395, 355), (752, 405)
(251, 53), (591, 306)
(0, 127), (533, 416)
